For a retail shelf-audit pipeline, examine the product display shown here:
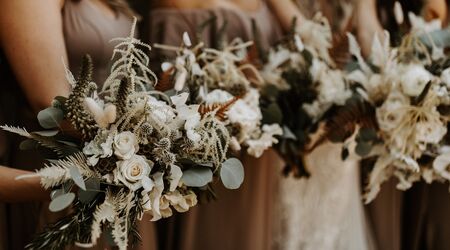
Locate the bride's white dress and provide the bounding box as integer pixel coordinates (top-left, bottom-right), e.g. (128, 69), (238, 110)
(273, 142), (375, 250)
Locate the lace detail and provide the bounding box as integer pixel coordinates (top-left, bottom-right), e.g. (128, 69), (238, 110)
(273, 143), (374, 250)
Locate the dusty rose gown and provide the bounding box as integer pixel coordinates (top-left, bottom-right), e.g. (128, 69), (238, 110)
(147, 2), (284, 250)
(0, 1), (157, 249)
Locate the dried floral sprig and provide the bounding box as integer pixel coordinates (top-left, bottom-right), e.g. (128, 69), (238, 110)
(2, 19), (245, 250)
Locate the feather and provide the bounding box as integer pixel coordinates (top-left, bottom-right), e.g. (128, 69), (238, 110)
(347, 33), (372, 74)
(1, 125), (31, 138)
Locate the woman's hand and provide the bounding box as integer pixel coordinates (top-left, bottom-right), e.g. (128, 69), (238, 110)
(267, 0), (306, 32)
(0, 166), (50, 203)
(423, 0), (448, 24)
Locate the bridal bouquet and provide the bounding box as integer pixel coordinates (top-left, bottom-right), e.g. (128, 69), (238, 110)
(333, 12), (450, 202)
(2, 21), (244, 249)
(258, 13), (353, 177)
(153, 32), (282, 158)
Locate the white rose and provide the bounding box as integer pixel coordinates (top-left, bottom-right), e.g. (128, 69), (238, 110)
(415, 121), (447, 145)
(114, 131), (139, 159)
(433, 152), (450, 180)
(204, 89), (233, 104)
(228, 100), (260, 128)
(246, 124), (282, 157)
(116, 155), (152, 191)
(376, 91), (409, 132)
(441, 68), (450, 88)
(400, 64), (432, 96)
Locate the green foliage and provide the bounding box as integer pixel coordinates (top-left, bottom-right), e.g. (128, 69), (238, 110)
(220, 158), (244, 189)
(181, 168), (213, 187)
(37, 107), (64, 129)
(49, 192), (76, 212)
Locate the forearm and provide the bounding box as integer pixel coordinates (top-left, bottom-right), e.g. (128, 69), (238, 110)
(268, 0), (305, 32)
(355, 0), (385, 57)
(0, 166), (49, 202)
(0, 0), (70, 112)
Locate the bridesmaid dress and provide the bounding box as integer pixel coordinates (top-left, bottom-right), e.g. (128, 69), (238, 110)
(0, 1), (157, 249)
(147, 2), (284, 250)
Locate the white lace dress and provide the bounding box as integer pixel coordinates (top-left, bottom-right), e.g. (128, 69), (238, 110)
(272, 142), (375, 250)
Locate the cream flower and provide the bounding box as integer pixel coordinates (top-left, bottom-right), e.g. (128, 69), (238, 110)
(415, 121), (447, 145)
(246, 124), (283, 158)
(441, 68), (450, 87)
(203, 89), (234, 104)
(171, 93), (201, 143)
(115, 155), (152, 191)
(376, 91), (409, 132)
(147, 96), (176, 124)
(164, 190), (198, 213)
(399, 64), (432, 96)
(433, 151), (450, 180)
(169, 164), (183, 192)
(84, 97), (117, 128)
(114, 131), (139, 160)
(83, 131), (114, 166)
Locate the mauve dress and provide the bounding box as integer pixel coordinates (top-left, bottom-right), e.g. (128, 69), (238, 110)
(147, 3), (284, 250)
(0, 1), (157, 249)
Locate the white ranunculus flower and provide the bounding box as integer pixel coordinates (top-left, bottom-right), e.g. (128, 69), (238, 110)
(171, 93), (202, 143)
(400, 64), (432, 96)
(116, 155), (152, 191)
(297, 13), (332, 63)
(83, 131), (114, 166)
(228, 100), (260, 131)
(318, 70), (351, 105)
(415, 121), (447, 145)
(246, 124), (283, 157)
(203, 89), (234, 104)
(302, 101), (322, 119)
(433, 152), (450, 180)
(165, 190), (198, 213)
(441, 68), (450, 87)
(376, 91), (409, 132)
(169, 164), (183, 192)
(147, 96), (176, 124)
(114, 131), (139, 160)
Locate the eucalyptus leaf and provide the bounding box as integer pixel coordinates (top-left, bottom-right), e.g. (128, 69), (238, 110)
(50, 189), (65, 200)
(57, 140), (78, 147)
(282, 126), (297, 140)
(262, 103), (283, 124)
(69, 165), (86, 190)
(37, 107), (64, 129)
(33, 130), (59, 137)
(220, 158), (244, 189)
(419, 29), (450, 48)
(355, 142), (372, 157)
(49, 192), (75, 212)
(358, 127), (378, 142)
(181, 168), (213, 187)
(78, 178), (100, 204)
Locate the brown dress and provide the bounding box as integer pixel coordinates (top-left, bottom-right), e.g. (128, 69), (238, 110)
(147, 3), (284, 250)
(0, 1), (157, 249)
